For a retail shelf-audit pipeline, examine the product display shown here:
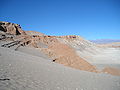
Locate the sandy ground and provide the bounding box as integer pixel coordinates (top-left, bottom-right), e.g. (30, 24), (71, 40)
(76, 47), (120, 67)
(0, 47), (120, 90)
(76, 47), (120, 76)
(91, 48), (120, 64)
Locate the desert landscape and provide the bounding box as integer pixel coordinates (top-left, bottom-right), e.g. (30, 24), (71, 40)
(0, 21), (120, 90)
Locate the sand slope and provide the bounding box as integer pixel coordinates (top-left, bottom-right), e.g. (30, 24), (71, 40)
(0, 47), (120, 90)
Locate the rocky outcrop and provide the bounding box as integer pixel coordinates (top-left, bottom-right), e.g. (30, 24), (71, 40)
(0, 21), (26, 35)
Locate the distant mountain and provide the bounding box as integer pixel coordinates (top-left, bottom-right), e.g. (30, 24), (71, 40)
(90, 39), (120, 44)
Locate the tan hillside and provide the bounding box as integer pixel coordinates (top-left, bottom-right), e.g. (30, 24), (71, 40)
(0, 21), (120, 75)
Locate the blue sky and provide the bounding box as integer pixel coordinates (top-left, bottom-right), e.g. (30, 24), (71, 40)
(1, 0), (120, 40)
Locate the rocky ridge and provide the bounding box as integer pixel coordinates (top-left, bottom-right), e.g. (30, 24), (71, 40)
(0, 21), (120, 75)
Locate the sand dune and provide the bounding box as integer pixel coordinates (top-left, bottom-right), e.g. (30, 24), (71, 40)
(0, 47), (120, 90)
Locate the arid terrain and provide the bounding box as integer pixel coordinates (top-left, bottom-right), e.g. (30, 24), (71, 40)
(0, 21), (120, 90)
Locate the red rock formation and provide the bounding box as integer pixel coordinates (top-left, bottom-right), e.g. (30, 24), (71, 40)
(0, 21), (26, 35)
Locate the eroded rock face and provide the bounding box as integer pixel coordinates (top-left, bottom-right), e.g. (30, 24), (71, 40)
(0, 21), (26, 35)
(42, 41), (97, 72)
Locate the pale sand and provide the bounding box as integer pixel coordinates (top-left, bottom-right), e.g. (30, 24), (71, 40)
(0, 47), (120, 90)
